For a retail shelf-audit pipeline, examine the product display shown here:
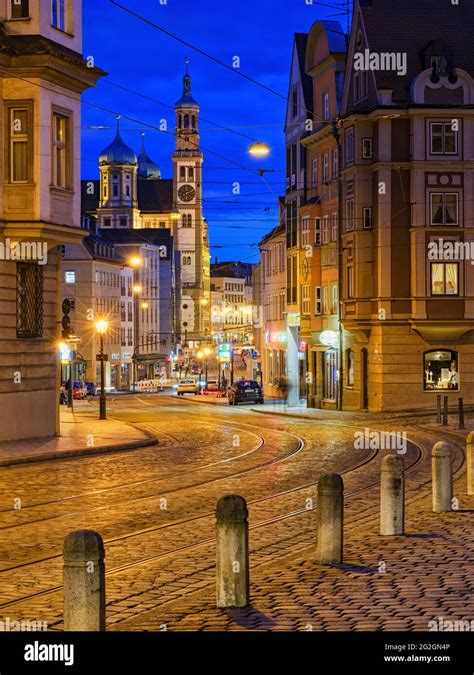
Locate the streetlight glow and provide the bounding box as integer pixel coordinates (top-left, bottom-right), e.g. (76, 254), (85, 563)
(129, 256), (142, 268)
(248, 140), (270, 157)
(133, 284), (142, 294)
(95, 319), (108, 335)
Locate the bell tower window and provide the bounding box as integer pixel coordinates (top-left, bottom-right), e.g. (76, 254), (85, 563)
(188, 167), (194, 180)
(192, 115), (196, 129)
(184, 115), (190, 129)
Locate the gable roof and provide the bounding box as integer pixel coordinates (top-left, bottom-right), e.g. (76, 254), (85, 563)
(358, 0), (474, 103)
(81, 179), (174, 215)
(295, 33), (313, 115)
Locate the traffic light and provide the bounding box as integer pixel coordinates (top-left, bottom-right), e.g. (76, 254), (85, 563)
(61, 299), (72, 339)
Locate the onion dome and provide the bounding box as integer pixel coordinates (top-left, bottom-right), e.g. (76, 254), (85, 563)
(99, 118), (137, 166)
(137, 134), (161, 180)
(175, 58), (199, 109)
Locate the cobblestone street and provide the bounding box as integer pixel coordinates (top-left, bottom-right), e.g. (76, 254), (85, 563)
(0, 395), (471, 632)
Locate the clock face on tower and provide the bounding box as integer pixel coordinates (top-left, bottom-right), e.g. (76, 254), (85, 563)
(178, 184), (196, 202)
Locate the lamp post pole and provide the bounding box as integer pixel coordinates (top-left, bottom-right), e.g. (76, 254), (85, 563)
(99, 332), (106, 420)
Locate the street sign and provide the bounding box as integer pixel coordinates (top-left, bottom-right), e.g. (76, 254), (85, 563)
(96, 354), (108, 362)
(286, 311), (301, 327)
(218, 342), (231, 362)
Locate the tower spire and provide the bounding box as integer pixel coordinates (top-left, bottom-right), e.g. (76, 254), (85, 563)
(183, 57), (192, 96)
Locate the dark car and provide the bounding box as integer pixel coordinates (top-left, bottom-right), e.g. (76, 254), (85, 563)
(85, 382), (98, 396)
(228, 380), (264, 406)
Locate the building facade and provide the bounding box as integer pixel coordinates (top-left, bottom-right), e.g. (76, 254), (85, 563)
(340, 0), (474, 411)
(300, 20), (347, 409)
(0, 0), (102, 440)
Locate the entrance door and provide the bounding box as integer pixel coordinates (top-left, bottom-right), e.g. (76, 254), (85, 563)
(361, 348), (369, 410)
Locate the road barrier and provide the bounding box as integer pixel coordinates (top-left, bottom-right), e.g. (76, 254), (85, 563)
(63, 530), (105, 631)
(315, 473), (344, 565)
(442, 396), (448, 426)
(380, 455), (405, 536)
(432, 442), (453, 513)
(215, 495), (250, 608)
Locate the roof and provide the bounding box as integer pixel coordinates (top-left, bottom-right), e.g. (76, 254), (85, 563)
(259, 223), (286, 247)
(358, 0), (474, 102)
(99, 228), (173, 260)
(210, 261), (254, 280)
(295, 33), (313, 115)
(99, 128), (137, 166)
(318, 20), (347, 54)
(81, 179), (174, 214)
(137, 138), (161, 180)
(138, 179), (173, 212)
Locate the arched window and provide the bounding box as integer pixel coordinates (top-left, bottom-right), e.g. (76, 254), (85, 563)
(192, 115), (196, 128)
(184, 115), (190, 129)
(178, 114), (182, 128)
(424, 349), (458, 390)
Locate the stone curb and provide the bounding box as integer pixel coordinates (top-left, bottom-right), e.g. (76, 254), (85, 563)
(0, 435), (159, 468)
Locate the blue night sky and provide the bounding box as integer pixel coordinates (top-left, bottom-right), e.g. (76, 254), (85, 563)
(82, 0), (349, 262)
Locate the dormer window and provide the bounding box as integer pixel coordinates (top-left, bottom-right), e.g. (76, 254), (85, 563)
(10, 0), (29, 19)
(51, 0), (65, 31)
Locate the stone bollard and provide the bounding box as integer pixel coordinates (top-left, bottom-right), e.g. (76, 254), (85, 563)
(63, 530), (106, 631)
(315, 473), (344, 564)
(216, 495), (249, 608)
(380, 455), (405, 535)
(432, 442), (453, 513)
(467, 432), (474, 496)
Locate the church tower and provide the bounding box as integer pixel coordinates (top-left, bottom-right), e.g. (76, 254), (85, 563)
(97, 118), (141, 229)
(172, 59), (210, 344)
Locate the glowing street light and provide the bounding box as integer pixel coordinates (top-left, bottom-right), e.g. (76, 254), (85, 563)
(248, 140), (270, 158)
(133, 284), (142, 294)
(95, 319), (109, 420)
(129, 256), (142, 269)
(141, 301), (149, 310)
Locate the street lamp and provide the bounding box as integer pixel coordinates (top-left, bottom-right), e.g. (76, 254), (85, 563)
(248, 140), (270, 157)
(95, 319), (108, 420)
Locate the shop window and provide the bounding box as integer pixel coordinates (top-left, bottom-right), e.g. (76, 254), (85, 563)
(323, 349), (338, 401)
(431, 262), (458, 296)
(424, 350), (458, 391)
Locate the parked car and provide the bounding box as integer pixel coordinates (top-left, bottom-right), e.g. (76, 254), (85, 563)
(228, 380), (264, 406)
(86, 381), (98, 396)
(204, 379), (220, 393)
(177, 379), (199, 395)
(72, 381), (88, 400)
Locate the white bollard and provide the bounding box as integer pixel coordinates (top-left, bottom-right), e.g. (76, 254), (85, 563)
(432, 442), (453, 513)
(380, 454), (405, 535)
(216, 495), (249, 608)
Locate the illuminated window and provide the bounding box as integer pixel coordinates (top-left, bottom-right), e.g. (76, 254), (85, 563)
(8, 107), (30, 183)
(424, 350), (458, 391)
(64, 271), (75, 284)
(323, 92), (330, 121)
(431, 262), (458, 296)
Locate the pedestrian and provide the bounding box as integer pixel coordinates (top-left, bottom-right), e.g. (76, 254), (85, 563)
(221, 375), (227, 393)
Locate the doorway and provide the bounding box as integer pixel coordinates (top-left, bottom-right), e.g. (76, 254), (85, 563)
(361, 348), (369, 410)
